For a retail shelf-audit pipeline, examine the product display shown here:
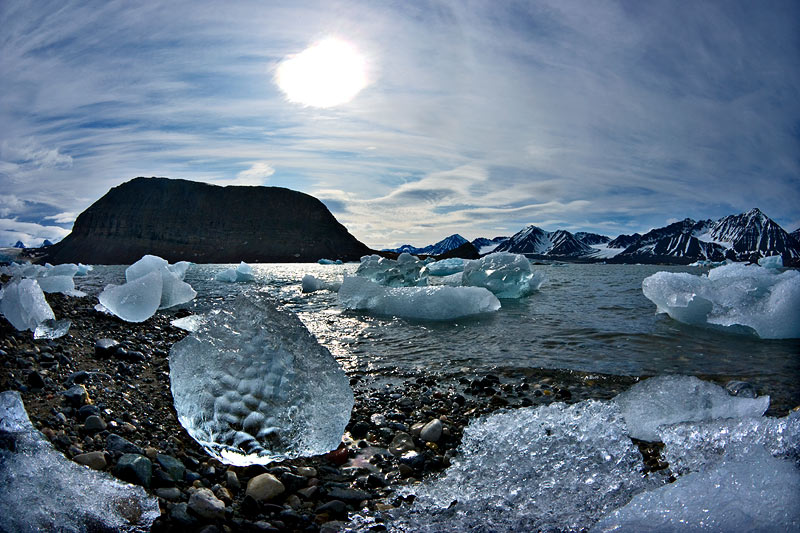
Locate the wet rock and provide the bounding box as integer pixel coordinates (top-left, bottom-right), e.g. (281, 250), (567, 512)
(113, 454), (152, 488)
(296, 466), (317, 478)
(225, 470), (240, 491)
(95, 338), (120, 358)
(77, 404), (101, 422)
(73, 451), (107, 470)
(350, 421), (370, 439)
(170, 502), (198, 527)
(246, 473), (285, 502)
(389, 432), (416, 456)
(726, 380), (757, 398)
(326, 487), (372, 503)
(188, 487), (226, 520)
(84, 415), (107, 432)
(156, 453), (185, 482)
(420, 419), (443, 442)
(156, 487), (182, 501)
(106, 433), (143, 455)
(316, 500), (347, 518)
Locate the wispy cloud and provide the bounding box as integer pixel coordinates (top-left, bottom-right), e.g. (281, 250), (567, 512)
(1, 0), (797, 249)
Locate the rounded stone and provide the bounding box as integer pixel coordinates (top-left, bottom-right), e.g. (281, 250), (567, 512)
(83, 415), (107, 432)
(245, 473), (285, 502)
(188, 487), (226, 520)
(389, 432), (416, 456)
(73, 451), (107, 470)
(420, 419), (443, 442)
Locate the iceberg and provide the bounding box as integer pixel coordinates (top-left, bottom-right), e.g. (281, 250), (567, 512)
(338, 276), (500, 320)
(355, 253), (428, 287)
(215, 261), (255, 283)
(301, 274), (340, 293)
(318, 258), (343, 265)
(658, 410), (800, 475)
(169, 294), (353, 465)
(642, 263), (800, 339)
(98, 271), (163, 323)
(461, 252), (545, 298)
(0, 391), (159, 532)
(0, 278), (55, 331)
(390, 400), (650, 532)
(591, 449), (800, 533)
(423, 258), (467, 276)
(758, 255), (783, 268)
(614, 375), (769, 442)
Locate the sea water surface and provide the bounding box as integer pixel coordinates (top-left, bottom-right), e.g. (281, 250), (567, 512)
(77, 262), (800, 407)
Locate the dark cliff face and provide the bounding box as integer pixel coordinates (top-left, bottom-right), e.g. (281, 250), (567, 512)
(46, 177), (371, 264)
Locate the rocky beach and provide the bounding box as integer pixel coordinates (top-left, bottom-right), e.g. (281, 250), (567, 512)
(0, 287), (694, 532)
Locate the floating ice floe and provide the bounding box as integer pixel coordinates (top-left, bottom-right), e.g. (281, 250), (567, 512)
(215, 261), (255, 283)
(423, 258), (467, 277)
(758, 255), (784, 269)
(0, 278), (56, 332)
(301, 274), (341, 293)
(642, 262), (800, 339)
(75, 263), (94, 276)
(338, 276), (500, 320)
(355, 253), (429, 287)
(169, 294), (353, 465)
(0, 391), (159, 532)
(461, 252), (545, 298)
(591, 449), (800, 532)
(318, 258), (343, 265)
(384, 400), (652, 532)
(98, 255), (196, 322)
(614, 375), (769, 442)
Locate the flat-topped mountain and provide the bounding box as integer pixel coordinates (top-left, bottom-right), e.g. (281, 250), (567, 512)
(45, 177), (371, 264)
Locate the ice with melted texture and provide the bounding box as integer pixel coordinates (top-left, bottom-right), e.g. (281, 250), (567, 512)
(614, 375), (769, 442)
(387, 401), (651, 532)
(461, 252), (545, 298)
(338, 276), (500, 320)
(215, 261), (255, 283)
(424, 258), (467, 276)
(0, 391), (159, 532)
(0, 278), (55, 331)
(33, 318), (71, 340)
(658, 410), (800, 475)
(592, 449), (800, 532)
(169, 294), (353, 465)
(98, 271), (163, 323)
(126, 255), (197, 309)
(355, 253), (428, 287)
(642, 263), (800, 339)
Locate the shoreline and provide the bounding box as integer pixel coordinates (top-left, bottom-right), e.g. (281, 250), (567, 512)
(0, 291), (793, 531)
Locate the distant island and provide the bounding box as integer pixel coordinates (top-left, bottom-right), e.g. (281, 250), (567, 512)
(44, 177), (371, 264)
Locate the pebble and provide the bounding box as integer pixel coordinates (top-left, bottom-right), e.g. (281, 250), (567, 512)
(156, 453), (186, 482)
(170, 502), (198, 527)
(420, 419), (443, 442)
(188, 487), (226, 520)
(62, 385), (89, 407)
(246, 473), (285, 502)
(73, 451), (107, 470)
(155, 487), (182, 501)
(113, 453), (152, 488)
(83, 415), (107, 432)
(95, 338), (120, 358)
(106, 433), (143, 455)
(225, 470), (240, 491)
(388, 432), (416, 456)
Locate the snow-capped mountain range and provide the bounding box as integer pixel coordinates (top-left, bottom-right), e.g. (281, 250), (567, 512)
(388, 208), (800, 266)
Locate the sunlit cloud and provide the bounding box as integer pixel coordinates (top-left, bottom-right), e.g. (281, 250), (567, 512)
(223, 162), (276, 186)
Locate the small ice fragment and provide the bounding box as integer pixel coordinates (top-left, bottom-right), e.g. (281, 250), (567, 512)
(75, 263), (93, 276)
(614, 375), (770, 442)
(215, 261), (255, 282)
(0, 278), (55, 331)
(338, 276), (500, 320)
(34, 318), (71, 339)
(591, 449), (800, 532)
(642, 263), (800, 339)
(98, 271), (163, 323)
(169, 294), (353, 466)
(758, 255), (783, 268)
(461, 252), (545, 298)
(170, 315), (207, 332)
(0, 391), (159, 532)
(318, 258), (343, 265)
(391, 400), (650, 532)
(126, 255), (196, 309)
(301, 274), (340, 293)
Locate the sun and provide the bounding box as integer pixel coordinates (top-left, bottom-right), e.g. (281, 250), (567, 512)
(275, 38), (367, 108)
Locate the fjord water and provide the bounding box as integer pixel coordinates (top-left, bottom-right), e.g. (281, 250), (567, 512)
(78, 263), (800, 408)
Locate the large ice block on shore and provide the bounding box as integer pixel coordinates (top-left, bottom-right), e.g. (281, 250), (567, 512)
(169, 294), (353, 465)
(215, 261), (255, 283)
(338, 276), (500, 320)
(0, 391), (159, 532)
(98, 271), (163, 323)
(424, 258), (467, 276)
(461, 252), (545, 298)
(392, 400), (650, 532)
(614, 375), (769, 442)
(355, 253), (428, 287)
(126, 255), (196, 308)
(591, 450), (800, 532)
(0, 278), (55, 331)
(642, 263), (800, 339)
(659, 410), (800, 475)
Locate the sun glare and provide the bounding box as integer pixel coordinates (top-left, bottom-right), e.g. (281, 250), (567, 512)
(275, 38), (367, 108)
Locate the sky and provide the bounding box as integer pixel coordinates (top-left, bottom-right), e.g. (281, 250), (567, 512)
(1, 0), (799, 250)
